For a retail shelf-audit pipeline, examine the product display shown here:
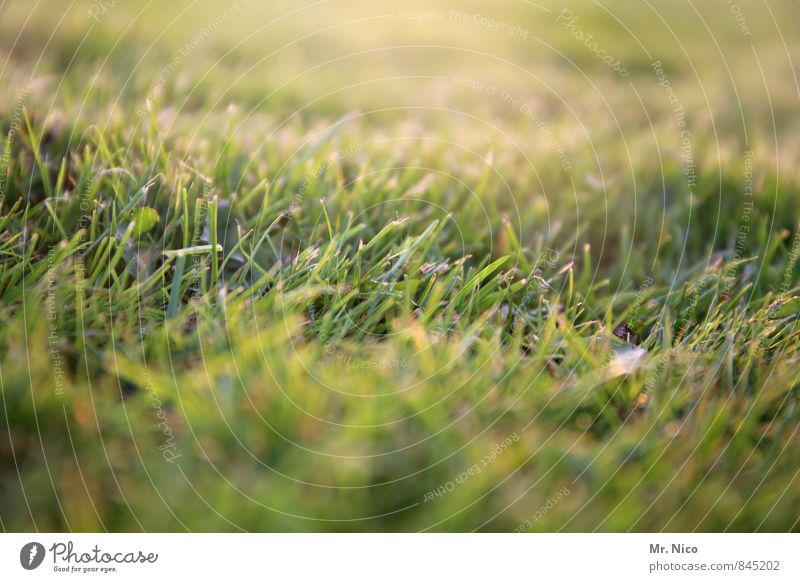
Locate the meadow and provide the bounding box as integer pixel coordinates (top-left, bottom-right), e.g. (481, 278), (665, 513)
(1, 0), (799, 531)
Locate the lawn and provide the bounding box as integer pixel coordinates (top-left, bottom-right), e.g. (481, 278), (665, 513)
(1, 0), (799, 531)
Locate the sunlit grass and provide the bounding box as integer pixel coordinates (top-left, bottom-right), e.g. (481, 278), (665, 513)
(1, 0), (799, 531)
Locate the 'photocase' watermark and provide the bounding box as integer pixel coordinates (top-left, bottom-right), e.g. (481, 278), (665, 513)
(556, 9), (629, 77)
(88, 0), (122, 22)
(142, 372), (181, 464)
(778, 227), (800, 298)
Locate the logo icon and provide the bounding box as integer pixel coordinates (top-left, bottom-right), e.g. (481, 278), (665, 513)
(20, 542), (46, 570)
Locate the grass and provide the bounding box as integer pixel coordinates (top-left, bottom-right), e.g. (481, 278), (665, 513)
(1, 0), (799, 531)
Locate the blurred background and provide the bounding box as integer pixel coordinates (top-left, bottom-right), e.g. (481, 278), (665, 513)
(2, 0), (798, 124)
